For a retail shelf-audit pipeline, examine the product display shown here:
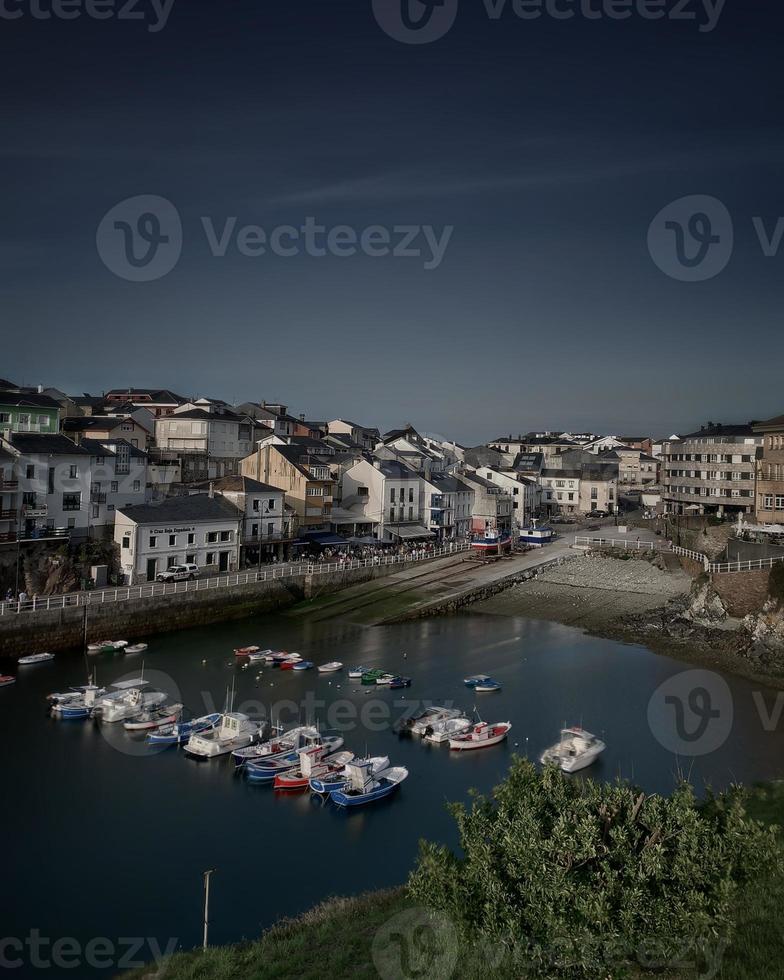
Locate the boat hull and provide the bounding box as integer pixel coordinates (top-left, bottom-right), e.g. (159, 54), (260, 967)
(329, 781), (399, 808)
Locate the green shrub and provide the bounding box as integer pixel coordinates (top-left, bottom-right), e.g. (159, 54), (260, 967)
(408, 759), (778, 979)
(769, 564), (784, 607)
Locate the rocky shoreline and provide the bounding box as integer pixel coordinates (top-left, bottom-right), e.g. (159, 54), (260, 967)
(472, 551), (784, 690)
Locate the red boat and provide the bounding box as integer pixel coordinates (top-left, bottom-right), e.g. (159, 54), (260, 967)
(273, 749), (354, 791)
(0, 675), (16, 688)
(234, 645), (261, 658)
(449, 719), (511, 751)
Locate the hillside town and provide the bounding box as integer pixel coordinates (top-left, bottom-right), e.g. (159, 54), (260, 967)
(0, 377), (782, 591)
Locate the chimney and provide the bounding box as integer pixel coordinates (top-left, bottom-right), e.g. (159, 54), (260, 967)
(38, 383), (44, 394)
(373, 459), (382, 470)
(208, 482), (214, 499)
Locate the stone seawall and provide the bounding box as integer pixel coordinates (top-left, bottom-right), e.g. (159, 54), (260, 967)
(711, 569), (771, 618)
(0, 560), (439, 658)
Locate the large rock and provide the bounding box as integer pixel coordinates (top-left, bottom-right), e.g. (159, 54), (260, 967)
(683, 580), (728, 624)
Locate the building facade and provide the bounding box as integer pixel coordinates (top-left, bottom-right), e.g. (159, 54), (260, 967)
(754, 414), (784, 524)
(662, 424), (762, 516)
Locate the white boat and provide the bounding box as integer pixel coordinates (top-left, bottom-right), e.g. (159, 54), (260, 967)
(347, 666), (367, 678)
(18, 652), (55, 665)
(97, 678), (167, 722)
(449, 719), (512, 751)
(407, 707), (464, 737)
(423, 716), (472, 744)
(540, 727), (605, 773)
(317, 662), (343, 673)
(464, 674), (491, 687)
(124, 643), (148, 655)
(231, 724), (316, 767)
(375, 673), (396, 685)
(185, 686), (259, 758)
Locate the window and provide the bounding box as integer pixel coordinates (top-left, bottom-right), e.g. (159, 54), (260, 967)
(251, 523), (259, 538)
(408, 488), (414, 503)
(389, 507), (395, 521)
(69, 465), (78, 479)
(408, 507), (413, 520)
(122, 536), (130, 550)
(92, 505), (99, 518)
(169, 535), (177, 546)
(149, 536), (157, 548)
(22, 491), (36, 507)
(390, 488), (396, 502)
(186, 553), (196, 564)
(25, 464), (34, 479)
(0, 412), (9, 423)
(306, 486), (324, 497)
(207, 531), (218, 543)
(111, 481), (118, 493)
(62, 492), (81, 511)
(132, 480), (140, 492)
(777, 496), (784, 510)
(267, 522), (274, 536)
(206, 552), (215, 565)
(187, 533), (195, 545)
(358, 486), (369, 497)
(167, 556), (177, 568)
(268, 498), (276, 509)
(18, 413), (29, 425)
(67, 517), (75, 529)
(763, 495), (774, 509)
(220, 530), (231, 542)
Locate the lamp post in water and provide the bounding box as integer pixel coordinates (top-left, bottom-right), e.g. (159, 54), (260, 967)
(203, 868), (216, 950)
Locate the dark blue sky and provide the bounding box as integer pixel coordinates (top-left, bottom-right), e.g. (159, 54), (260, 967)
(2, 0), (782, 442)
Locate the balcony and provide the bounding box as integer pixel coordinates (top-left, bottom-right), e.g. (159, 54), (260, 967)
(90, 490), (107, 503)
(0, 509), (17, 521)
(22, 504), (48, 517)
(0, 479), (18, 490)
(0, 532), (17, 543)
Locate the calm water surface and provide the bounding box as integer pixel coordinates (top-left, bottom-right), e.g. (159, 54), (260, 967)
(2, 610), (784, 976)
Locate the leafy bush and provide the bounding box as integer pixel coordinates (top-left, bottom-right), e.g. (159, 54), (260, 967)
(408, 759), (778, 979)
(769, 563), (784, 607)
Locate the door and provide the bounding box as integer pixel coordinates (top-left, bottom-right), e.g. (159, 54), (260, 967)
(219, 551), (230, 571)
(146, 558), (157, 581)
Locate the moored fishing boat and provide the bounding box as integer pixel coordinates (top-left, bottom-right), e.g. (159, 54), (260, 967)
(234, 645), (261, 658)
(231, 724), (311, 768)
(423, 716), (472, 744)
(389, 676), (411, 689)
(309, 754), (389, 795)
(124, 643), (148, 655)
(274, 749), (354, 791)
(329, 762), (408, 808)
(470, 528), (512, 554)
(375, 673), (396, 685)
(147, 712), (221, 746)
(464, 674), (491, 688)
(540, 727), (605, 772)
(292, 660), (314, 671)
(361, 669), (385, 685)
(449, 719), (511, 751)
(317, 661), (343, 673)
(347, 666), (367, 678)
(50, 677), (106, 719)
(18, 652), (55, 665)
(519, 519), (555, 548)
(406, 706), (464, 737)
(245, 733), (344, 784)
(97, 678), (167, 723)
(0, 675), (16, 687)
(123, 703), (183, 731)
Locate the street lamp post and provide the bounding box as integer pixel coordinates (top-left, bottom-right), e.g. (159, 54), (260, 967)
(202, 868), (216, 950)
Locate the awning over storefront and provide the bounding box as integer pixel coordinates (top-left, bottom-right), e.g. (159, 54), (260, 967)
(386, 524), (435, 540)
(299, 531), (351, 547)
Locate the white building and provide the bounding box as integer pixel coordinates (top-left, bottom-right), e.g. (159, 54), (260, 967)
(154, 407), (258, 479)
(115, 495), (243, 583)
(465, 464), (538, 526)
(421, 472), (474, 540)
(81, 439), (147, 536)
(340, 458), (432, 543)
(193, 475), (289, 561)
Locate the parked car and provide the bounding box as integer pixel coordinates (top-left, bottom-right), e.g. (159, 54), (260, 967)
(588, 509), (608, 518)
(156, 563), (200, 582)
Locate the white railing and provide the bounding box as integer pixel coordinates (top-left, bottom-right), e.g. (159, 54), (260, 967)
(0, 543), (470, 617)
(572, 536), (666, 553)
(574, 536), (784, 575)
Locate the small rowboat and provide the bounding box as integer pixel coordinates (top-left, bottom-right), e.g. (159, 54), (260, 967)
(292, 660), (314, 671)
(1, 675), (17, 687)
(347, 666), (367, 678)
(274, 750), (354, 791)
(146, 712), (221, 746)
(18, 652), (55, 665)
(234, 645), (261, 658)
(124, 643), (148, 655)
(464, 674), (491, 688)
(329, 765), (409, 808)
(87, 640), (125, 655)
(123, 703), (183, 731)
(361, 669), (385, 685)
(375, 673), (396, 685)
(389, 676), (411, 689)
(449, 720), (511, 751)
(317, 662), (343, 673)
(475, 679), (502, 693)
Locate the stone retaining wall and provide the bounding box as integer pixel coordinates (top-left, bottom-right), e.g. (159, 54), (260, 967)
(711, 569), (771, 618)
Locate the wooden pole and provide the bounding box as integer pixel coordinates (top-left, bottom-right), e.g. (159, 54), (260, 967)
(203, 868), (215, 950)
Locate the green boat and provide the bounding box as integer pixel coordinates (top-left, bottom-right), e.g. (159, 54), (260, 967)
(361, 669), (385, 684)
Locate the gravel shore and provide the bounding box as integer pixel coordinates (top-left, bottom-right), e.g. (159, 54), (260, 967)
(475, 553), (691, 631)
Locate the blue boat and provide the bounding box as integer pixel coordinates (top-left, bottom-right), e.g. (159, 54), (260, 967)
(56, 703), (91, 720)
(470, 528), (512, 554)
(329, 761), (408, 808)
(245, 733), (343, 783)
(464, 674), (492, 688)
(292, 660), (314, 671)
(388, 676), (411, 689)
(519, 520), (555, 548)
(475, 679), (502, 692)
(146, 712), (221, 746)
